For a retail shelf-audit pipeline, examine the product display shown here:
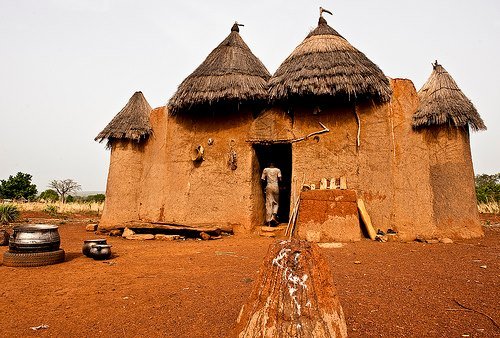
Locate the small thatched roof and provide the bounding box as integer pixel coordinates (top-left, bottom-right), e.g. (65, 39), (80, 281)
(168, 23), (271, 115)
(413, 62), (486, 131)
(95, 91), (153, 143)
(247, 108), (297, 143)
(268, 16), (392, 103)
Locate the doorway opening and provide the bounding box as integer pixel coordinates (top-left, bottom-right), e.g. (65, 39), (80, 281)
(253, 143), (292, 224)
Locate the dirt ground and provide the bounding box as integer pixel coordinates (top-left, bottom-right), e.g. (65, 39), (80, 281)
(0, 213), (499, 337)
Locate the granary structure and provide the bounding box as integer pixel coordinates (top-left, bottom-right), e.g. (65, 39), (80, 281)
(96, 15), (486, 241)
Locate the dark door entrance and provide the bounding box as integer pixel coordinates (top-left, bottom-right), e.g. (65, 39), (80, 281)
(253, 143), (292, 224)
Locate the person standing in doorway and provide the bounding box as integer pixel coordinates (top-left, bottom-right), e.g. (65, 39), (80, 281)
(261, 162), (282, 226)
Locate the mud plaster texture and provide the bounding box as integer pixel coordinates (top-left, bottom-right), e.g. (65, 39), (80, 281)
(296, 190), (361, 242)
(99, 79), (482, 241)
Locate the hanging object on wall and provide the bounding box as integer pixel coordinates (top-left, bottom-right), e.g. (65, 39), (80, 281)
(192, 145), (204, 162)
(228, 140), (237, 170)
(208, 138), (214, 146)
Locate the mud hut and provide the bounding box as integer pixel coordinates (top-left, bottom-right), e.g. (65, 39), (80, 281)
(411, 62), (485, 239)
(96, 14), (484, 241)
(95, 91), (153, 225)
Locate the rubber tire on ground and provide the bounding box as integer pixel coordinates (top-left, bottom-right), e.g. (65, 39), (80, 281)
(2, 249), (65, 267)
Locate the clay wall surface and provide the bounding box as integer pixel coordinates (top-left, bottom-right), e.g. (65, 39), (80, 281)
(388, 79), (435, 240)
(99, 140), (145, 229)
(423, 126), (483, 239)
(136, 107), (169, 222)
(291, 95), (395, 236)
(159, 108), (258, 232)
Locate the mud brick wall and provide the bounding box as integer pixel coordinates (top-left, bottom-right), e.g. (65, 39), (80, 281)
(296, 189), (361, 242)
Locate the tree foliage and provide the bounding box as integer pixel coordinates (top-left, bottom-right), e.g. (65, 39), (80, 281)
(475, 173), (500, 203)
(39, 189), (59, 202)
(0, 172), (38, 200)
(48, 179), (81, 203)
(86, 194), (105, 203)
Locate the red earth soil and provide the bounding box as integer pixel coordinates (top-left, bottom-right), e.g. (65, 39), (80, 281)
(0, 213), (498, 337)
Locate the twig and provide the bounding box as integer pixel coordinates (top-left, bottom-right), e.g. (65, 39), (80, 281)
(353, 104), (361, 148)
(452, 299), (500, 330)
(291, 122), (329, 143)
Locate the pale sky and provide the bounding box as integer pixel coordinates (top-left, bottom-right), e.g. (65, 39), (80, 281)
(0, 0), (499, 192)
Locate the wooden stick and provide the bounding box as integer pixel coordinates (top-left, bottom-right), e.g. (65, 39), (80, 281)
(452, 299), (500, 330)
(290, 122), (329, 143)
(285, 174), (305, 237)
(353, 105), (361, 148)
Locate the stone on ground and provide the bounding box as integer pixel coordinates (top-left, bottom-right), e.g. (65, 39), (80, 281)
(122, 227), (135, 238)
(86, 224), (98, 232)
(126, 234), (154, 240)
(155, 234), (182, 241)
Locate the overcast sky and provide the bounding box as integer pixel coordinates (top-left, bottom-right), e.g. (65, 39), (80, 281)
(0, 0), (498, 192)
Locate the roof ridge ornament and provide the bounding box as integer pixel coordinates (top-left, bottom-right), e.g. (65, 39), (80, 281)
(319, 6), (333, 24)
(231, 21), (244, 32)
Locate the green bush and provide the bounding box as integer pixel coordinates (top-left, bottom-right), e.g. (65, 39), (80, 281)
(44, 204), (58, 217)
(0, 204), (20, 224)
(0, 172), (37, 200)
(39, 189), (59, 202)
(475, 173), (500, 203)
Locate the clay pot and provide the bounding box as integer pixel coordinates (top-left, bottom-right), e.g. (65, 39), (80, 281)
(88, 244), (112, 260)
(82, 239), (107, 257)
(9, 224), (60, 252)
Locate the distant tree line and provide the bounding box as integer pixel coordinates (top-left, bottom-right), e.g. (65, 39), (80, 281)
(0, 172), (104, 203)
(475, 173), (500, 203)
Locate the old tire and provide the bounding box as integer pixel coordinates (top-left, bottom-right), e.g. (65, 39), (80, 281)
(2, 249), (65, 267)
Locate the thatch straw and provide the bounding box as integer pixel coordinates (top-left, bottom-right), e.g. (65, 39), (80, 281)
(268, 16), (392, 103)
(168, 23), (271, 115)
(95, 91), (153, 143)
(413, 62), (486, 131)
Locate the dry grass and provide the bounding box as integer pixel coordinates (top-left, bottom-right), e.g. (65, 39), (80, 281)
(12, 202), (104, 215)
(268, 16), (391, 103)
(95, 91), (153, 143)
(413, 62), (486, 131)
(168, 23), (270, 115)
(478, 201), (500, 214)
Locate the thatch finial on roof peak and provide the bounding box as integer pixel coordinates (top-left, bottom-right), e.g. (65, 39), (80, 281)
(319, 6), (333, 24)
(231, 21), (244, 33)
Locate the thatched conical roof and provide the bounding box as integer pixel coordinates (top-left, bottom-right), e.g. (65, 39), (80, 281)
(168, 23), (271, 115)
(413, 62), (486, 131)
(268, 16), (392, 103)
(95, 91), (153, 143)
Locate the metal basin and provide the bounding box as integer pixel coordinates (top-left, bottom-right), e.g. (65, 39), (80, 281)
(9, 224), (61, 252)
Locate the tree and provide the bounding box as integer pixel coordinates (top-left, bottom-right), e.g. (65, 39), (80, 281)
(475, 173), (500, 203)
(86, 194), (105, 203)
(49, 179), (81, 203)
(0, 172), (38, 200)
(39, 189), (59, 202)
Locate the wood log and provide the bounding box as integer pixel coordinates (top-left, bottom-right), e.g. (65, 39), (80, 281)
(357, 198), (376, 240)
(234, 240), (348, 338)
(118, 221), (233, 235)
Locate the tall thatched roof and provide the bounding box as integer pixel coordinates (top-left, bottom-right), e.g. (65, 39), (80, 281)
(95, 91), (153, 143)
(168, 23), (271, 115)
(268, 16), (392, 103)
(413, 62), (486, 131)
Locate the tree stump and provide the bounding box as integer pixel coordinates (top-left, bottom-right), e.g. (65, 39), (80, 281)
(234, 240), (347, 338)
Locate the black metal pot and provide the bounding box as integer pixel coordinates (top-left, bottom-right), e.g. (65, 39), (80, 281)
(88, 244), (112, 260)
(82, 239), (107, 257)
(9, 224), (60, 252)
